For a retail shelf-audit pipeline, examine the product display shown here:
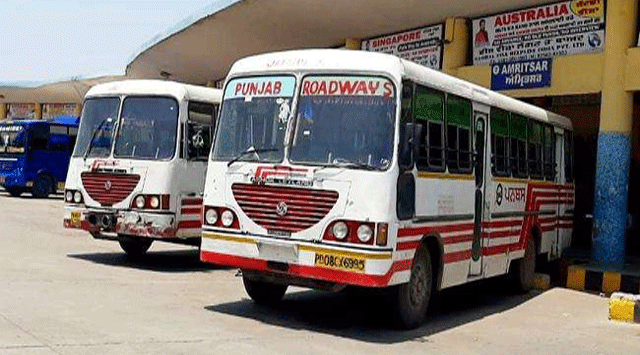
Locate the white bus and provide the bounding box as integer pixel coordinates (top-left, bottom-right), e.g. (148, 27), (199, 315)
(63, 80), (221, 256)
(200, 49), (574, 328)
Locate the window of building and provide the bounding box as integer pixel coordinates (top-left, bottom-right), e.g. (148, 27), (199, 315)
(510, 114), (528, 178)
(490, 108), (510, 176)
(414, 85), (444, 171)
(445, 95), (472, 173)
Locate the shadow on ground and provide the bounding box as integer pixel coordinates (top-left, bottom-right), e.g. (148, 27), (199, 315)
(0, 190), (64, 200)
(67, 248), (229, 273)
(205, 277), (539, 343)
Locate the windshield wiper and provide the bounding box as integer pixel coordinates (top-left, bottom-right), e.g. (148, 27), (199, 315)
(331, 159), (379, 171)
(227, 147), (279, 167)
(84, 117), (114, 161)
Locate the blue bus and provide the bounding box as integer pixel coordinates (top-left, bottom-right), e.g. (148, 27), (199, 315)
(0, 116), (80, 198)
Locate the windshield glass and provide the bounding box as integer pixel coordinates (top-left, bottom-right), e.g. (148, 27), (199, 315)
(290, 76), (396, 170)
(0, 125), (26, 155)
(212, 76), (296, 163)
(73, 97), (120, 158)
(114, 97), (178, 160)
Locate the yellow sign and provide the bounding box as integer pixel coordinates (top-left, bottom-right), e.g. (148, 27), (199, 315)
(314, 250), (366, 273)
(70, 212), (82, 227)
(570, 0), (603, 18)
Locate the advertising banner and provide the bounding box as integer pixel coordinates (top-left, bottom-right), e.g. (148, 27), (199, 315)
(361, 24), (444, 70)
(43, 103), (78, 119)
(473, 0), (605, 65)
(491, 58), (553, 90)
(7, 104), (35, 119)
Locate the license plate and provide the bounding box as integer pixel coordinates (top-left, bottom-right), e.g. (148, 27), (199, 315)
(314, 251), (366, 273)
(257, 241), (298, 263)
(71, 212), (82, 227)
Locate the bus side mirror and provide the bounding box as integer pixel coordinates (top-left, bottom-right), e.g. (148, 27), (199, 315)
(399, 123), (423, 172)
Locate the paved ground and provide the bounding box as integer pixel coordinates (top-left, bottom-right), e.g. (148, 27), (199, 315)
(0, 191), (638, 354)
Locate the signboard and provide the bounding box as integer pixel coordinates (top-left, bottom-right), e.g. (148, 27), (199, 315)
(7, 104), (35, 119)
(473, 0), (605, 65)
(491, 58), (553, 90)
(43, 103), (77, 119)
(361, 24), (444, 70)
(224, 76), (296, 100)
(301, 77), (395, 98)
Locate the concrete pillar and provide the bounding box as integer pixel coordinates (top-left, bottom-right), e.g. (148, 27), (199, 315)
(34, 103), (42, 120)
(441, 17), (469, 75)
(344, 38), (361, 50)
(74, 103), (83, 117)
(592, 0), (638, 269)
(0, 103), (6, 120)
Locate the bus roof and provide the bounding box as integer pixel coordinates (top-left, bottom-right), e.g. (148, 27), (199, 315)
(85, 79), (222, 104)
(227, 49), (572, 130)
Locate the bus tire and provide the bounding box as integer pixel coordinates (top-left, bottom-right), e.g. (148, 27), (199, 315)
(118, 235), (153, 257)
(394, 246), (432, 329)
(6, 187), (23, 197)
(511, 236), (536, 292)
(32, 174), (53, 198)
(242, 274), (287, 305)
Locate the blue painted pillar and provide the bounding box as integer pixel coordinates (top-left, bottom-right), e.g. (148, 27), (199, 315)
(592, 134), (630, 268)
(591, 0), (637, 269)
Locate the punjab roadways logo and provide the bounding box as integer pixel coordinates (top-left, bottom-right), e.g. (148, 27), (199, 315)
(496, 183), (504, 206)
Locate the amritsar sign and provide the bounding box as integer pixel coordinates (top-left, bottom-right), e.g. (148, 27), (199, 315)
(472, 0), (605, 65)
(361, 24), (444, 70)
(491, 58), (553, 90)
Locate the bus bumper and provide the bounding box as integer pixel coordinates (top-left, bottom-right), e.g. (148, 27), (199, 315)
(200, 231), (405, 288)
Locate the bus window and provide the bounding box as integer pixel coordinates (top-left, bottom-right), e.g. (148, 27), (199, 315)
(490, 108), (510, 176)
(187, 101), (217, 160)
(49, 125), (69, 152)
(29, 125), (49, 151)
(564, 131), (574, 183)
(445, 95), (472, 173)
(527, 119), (543, 179)
(414, 85), (444, 172)
(543, 125), (556, 180)
(510, 114), (528, 178)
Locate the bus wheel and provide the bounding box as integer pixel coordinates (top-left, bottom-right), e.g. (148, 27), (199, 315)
(394, 246), (432, 329)
(6, 187), (23, 197)
(242, 274), (287, 305)
(32, 174), (53, 198)
(118, 235), (153, 257)
(511, 236), (536, 292)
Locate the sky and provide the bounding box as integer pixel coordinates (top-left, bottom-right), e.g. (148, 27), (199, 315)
(0, 0), (213, 86)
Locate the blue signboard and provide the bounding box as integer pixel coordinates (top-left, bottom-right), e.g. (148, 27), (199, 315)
(491, 58), (552, 90)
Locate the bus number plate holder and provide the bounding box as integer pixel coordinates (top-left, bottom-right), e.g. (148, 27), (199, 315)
(257, 241), (298, 263)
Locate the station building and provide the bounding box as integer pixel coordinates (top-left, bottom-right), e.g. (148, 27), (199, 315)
(3, 0), (639, 265)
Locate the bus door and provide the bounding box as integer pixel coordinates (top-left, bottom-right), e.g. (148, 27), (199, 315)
(470, 110), (488, 276)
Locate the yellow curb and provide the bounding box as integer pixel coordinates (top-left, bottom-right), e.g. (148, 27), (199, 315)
(566, 265), (586, 291)
(609, 293), (639, 323)
(533, 273), (550, 291)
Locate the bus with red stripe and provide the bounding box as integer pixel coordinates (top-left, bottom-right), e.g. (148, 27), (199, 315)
(199, 49), (574, 329)
(63, 80), (221, 256)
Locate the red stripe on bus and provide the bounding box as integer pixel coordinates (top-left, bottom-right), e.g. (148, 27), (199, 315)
(178, 220), (201, 229)
(181, 207), (202, 215)
(442, 250), (472, 263)
(182, 198), (203, 206)
(398, 222), (474, 238)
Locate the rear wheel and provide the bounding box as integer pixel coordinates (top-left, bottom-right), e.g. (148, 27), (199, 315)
(32, 174), (53, 198)
(511, 236), (536, 292)
(5, 187), (23, 197)
(118, 235), (153, 257)
(242, 274), (288, 305)
(394, 246), (432, 329)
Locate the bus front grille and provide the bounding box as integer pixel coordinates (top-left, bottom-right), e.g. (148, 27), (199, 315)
(81, 172), (141, 206)
(232, 183), (339, 233)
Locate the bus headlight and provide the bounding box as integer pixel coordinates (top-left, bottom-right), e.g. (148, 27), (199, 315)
(149, 196), (160, 209)
(357, 224), (373, 243)
(331, 222), (349, 240)
(221, 210), (234, 227)
(65, 190), (73, 202)
(205, 208), (218, 225)
(73, 191), (83, 204)
(134, 195), (145, 209)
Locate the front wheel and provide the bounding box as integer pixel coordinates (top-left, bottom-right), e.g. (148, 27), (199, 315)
(242, 274), (288, 305)
(394, 246), (432, 329)
(118, 235), (153, 257)
(32, 174), (53, 198)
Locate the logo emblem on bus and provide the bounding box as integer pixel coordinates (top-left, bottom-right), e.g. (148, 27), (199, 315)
(276, 202), (288, 217)
(104, 180), (112, 191)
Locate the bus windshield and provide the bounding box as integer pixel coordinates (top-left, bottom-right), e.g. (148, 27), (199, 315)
(114, 97), (178, 160)
(212, 76), (296, 163)
(290, 76), (396, 170)
(73, 97), (120, 158)
(0, 125), (26, 155)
